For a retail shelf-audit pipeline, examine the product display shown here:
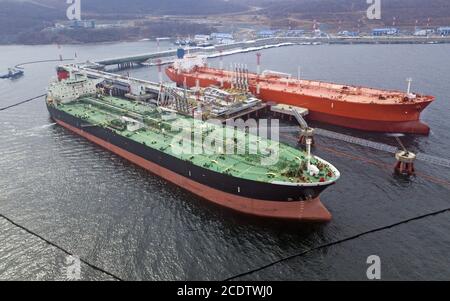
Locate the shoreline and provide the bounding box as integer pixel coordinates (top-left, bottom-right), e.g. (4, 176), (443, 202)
(1, 36), (450, 47)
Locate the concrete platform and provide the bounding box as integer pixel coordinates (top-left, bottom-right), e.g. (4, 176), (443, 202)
(270, 103), (309, 116)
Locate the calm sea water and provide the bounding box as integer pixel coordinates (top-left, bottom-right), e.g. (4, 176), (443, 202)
(0, 41), (449, 280)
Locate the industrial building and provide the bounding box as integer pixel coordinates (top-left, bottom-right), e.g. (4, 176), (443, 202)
(70, 20), (96, 29)
(437, 27), (450, 36)
(338, 31), (359, 37)
(257, 30), (277, 38)
(372, 28), (399, 36)
(210, 33), (234, 44)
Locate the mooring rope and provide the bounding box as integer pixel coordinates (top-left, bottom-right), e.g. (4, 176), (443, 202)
(15, 59), (74, 69)
(280, 133), (450, 189)
(0, 94), (46, 111)
(224, 207), (450, 281)
(0, 214), (123, 281)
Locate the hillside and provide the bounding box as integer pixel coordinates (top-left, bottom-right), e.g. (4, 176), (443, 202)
(0, 0), (243, 44)
(235, 0), (450, 28)
(0, 1), (60, 42)
(1, 0), (450, 44)
(82, 0), (247, 15)
(25, 0), (248, 16)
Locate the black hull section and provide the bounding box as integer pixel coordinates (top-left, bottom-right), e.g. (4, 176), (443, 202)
(47, 105), (333, 203)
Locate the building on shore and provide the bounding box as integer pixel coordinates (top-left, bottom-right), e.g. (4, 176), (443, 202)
(372, 28), (399, 36)
(285, 30), (305, 37)
(211, 33), (234, 44)
(437, 27), (450, 36)
(257, 30), (277, 38)
(338, 30), (359, 37)
(414, 29), (435, 36)
(70, 20), (96, 29)
(194, 35), (211, 42)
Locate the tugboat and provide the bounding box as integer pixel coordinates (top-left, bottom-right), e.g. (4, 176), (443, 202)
(0, 68), (24, 79)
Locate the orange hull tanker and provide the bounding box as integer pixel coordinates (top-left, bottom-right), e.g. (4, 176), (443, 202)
(166, 57), (435, 134)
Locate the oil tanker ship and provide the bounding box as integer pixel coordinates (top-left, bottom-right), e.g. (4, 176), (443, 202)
(46, 70), (340, 222)
(166, 56), (435, 135)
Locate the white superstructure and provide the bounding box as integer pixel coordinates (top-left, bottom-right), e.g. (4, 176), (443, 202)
(47, 72), (102, 103)
(172, 55), (207, 73)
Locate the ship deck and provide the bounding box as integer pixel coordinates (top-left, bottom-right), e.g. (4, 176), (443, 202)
(54, 95), (338, 185)
(190, 67), (434, 105)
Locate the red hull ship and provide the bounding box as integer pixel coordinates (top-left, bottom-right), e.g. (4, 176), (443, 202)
(166, 57), (435, 135)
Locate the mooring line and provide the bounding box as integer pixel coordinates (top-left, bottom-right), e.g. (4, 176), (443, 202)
(415, 171), (450, 188)
(316, 144), (392, 169)
(316, 144), (450, 189)
(224, 207), (450, 281)
(0, 214), (123, 281)
(280, 133), (450, 189)
(15, 59), (74, 69)
(280, 127), (450, 169)
(0, 94), (46, 111)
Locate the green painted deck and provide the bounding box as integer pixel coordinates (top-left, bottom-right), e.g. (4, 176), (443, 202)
(55, 95), (338, 185)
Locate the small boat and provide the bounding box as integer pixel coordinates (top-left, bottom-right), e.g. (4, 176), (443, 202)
(0, 68), (24, 79)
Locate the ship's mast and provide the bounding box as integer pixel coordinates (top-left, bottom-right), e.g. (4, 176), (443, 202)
(406, 77), (416, 100)
(306, 138), (312, 171)
(256, 53), (261, 75)
(406, 78), (412, 95)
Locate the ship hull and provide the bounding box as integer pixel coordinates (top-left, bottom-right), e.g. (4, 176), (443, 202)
(47, 105), (334, 222)
(166, 67), (433, 135)
(308, 111), (430, 134)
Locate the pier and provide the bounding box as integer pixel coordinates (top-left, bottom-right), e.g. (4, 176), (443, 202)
(94, 40), (295, 68)
(92, 36), (450, 69)
(222, 103), (269, 124)
(96, 49), (180, 67)
(64, 65), (276, 122)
